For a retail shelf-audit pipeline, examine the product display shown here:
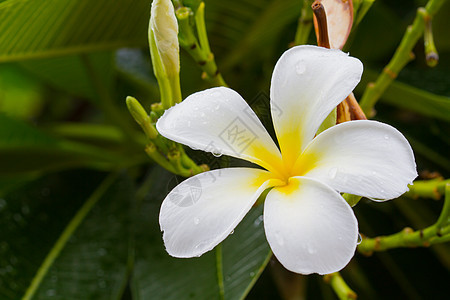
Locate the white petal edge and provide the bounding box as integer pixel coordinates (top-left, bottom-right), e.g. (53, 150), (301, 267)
(270, 45), (363, 165)
(296, 120), (417, 200)
(264, 176), (358, 275)
(156, 87), (283, 175)
(160, 167), (276, 258)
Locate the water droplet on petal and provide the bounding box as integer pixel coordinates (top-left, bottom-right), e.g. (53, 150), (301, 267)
(357, 233), (362, 245)
(210, 91), (221, 97)
(194, 241), (210, 253)
(307, 242), (316, 254)
(275, 232), (284, 246)
(212, 151), (222, 158)
(384, 135), (390, 140)
(229, 230), (234, 235)
(194, 217), (200, 225)
(328, 167), (338, 179)
(295, 61), (306, 75)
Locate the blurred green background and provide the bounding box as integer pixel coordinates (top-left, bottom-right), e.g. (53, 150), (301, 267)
(0, 0), (449, 299)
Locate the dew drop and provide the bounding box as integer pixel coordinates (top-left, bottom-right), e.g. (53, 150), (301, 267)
(384, 135), (390, 140)
(200, 112), (205, 117)
(357, 233), (362, 245)
(0, 241), (9, 252)
(371, 171), (377, 176)
(46, 289), (56, 297)
(210, 91), (221, 97)
(0, 199), (6, 211)
(230, 230), (234, 235)
(194, 242), (208, 252)
(97, 248), (107, 256)
(253, 215), (264, 227)
(328, 167), (338, 179)
(98, 279), (107, 289)
(41, 188), (50, 197)
(21, 205), (30, 215)
(275, 232), (284, 246)
(225, 275), (231, 281)
(307, 243), (316, 254)
(193, 217), (200, 225)
(215, 104), (220, 110)
(212, 151), (222, 158)
(249, 272), (255, 277)
(295, 61), (306, 75)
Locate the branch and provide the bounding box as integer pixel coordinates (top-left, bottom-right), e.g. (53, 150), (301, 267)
(405, 178), (450, 199)
(324, 272), (357, 300)
(359, 0), (447, 116)
(358, 184), (450, 255)
(293, 0), (314, 46)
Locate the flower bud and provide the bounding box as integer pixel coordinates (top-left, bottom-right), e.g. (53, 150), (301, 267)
(126, 96), (158, 139)
(149, 0), (180, 76)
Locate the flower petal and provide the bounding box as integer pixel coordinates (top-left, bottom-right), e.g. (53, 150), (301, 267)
(157, 87), (284, 175)
(160, 167), (277, 258)
(296, 120), (417, 200)
(270, 45), (363, 166)
(264, 176), (358, 275)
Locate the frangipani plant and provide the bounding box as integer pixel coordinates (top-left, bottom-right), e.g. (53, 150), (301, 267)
(156, 45), (417, 275)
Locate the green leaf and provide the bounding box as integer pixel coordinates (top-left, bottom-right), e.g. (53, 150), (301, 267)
(131, 169), (271, 300)
(0, 0), (149, 62)
(358, 69), (450, 122)
(317, 108), (337, 135)
(221, 206), (271, 300)
(207, 0), (300, 70)
(0, 64), (45, 119)
(0, 171), (133, 299)
(0, 114), (127, 175)
(18, 52), (114, 101)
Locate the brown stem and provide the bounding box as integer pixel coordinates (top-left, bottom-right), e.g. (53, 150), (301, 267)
(346, 92), (367, 120)
(312, 1), (330, 48)
(312, 1), (367, 123)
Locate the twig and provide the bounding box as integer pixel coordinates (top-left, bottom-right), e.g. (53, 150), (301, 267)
(405, 178), (450, 199)
(176, 3), (227, 87)
(324, 272), (357, 300)
(358, 184), (450, 255)
(359, 0), (447, 116)
(293, 0), (314, 46)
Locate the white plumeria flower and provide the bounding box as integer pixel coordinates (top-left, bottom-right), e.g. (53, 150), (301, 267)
(156, 45), (417, 275)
